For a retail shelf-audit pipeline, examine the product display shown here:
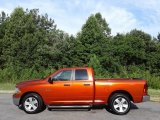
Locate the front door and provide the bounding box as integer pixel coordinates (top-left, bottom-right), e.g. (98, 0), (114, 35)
(47, 69), (74, 105)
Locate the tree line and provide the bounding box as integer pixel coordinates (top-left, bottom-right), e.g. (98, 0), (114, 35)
(0, 7), (160, 88)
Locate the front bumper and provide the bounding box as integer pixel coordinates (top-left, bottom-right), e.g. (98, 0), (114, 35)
(13, 94), (20, 106)
(142, 95), (150, 102)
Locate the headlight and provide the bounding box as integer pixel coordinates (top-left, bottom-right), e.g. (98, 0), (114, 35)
(14, 87), (21, 94)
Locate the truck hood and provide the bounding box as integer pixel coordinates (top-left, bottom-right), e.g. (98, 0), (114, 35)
(16, 79), (46, 87)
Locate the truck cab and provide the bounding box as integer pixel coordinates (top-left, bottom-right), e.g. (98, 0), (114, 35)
(46, 67), (94, 105)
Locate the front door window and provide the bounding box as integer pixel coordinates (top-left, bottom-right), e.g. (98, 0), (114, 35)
(52, 70), (72, 81)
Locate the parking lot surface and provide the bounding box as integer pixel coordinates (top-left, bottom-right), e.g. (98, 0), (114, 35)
(0, 94), (160, 120)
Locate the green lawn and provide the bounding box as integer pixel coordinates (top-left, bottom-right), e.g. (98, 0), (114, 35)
(148, 89), (160, 102)
(0, 83), (16, 90)
(0, 83), (160, 102)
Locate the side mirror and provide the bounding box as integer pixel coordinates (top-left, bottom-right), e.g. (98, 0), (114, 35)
(48, 77), (53, 84)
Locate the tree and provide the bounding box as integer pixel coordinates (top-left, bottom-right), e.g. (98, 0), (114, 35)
(157, 33), (160, 42)
(88, 54), (104, 77)
(113, 30), (151, 66)
(1, 7), (58, 69)
(112, 29), (160, 74)
(95, 13), (111, 37)
(0, 11), (9, 68)
(76, 13), (111, 68)
(0, 11), (8, 39)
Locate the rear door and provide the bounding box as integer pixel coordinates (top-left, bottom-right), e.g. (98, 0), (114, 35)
(71, 69), (94, 105)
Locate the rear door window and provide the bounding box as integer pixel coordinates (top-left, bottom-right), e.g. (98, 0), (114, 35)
(75, 69), (88, 80)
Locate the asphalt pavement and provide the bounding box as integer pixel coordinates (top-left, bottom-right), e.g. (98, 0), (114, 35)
(0, 94), (160, 120)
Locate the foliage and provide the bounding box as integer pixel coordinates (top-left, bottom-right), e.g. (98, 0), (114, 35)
(88, 54), (105, 78)
(0, 8), (160, 89)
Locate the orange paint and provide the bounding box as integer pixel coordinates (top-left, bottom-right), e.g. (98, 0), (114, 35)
(13, 67), (149, 106)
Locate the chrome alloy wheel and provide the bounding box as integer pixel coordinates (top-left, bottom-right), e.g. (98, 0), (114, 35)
(24, 97), (38, 112)
(113, 97), (129, 113)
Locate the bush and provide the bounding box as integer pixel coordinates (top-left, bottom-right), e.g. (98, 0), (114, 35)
(0, 65), (159, 89)
(94, 65), (160, 89)
(0, 66), (55, 83)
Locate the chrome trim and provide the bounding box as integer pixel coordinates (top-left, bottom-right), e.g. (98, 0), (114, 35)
(142, 95), (150, 102)
(94, 100), (104, 102)
(14, 87), (21, 94)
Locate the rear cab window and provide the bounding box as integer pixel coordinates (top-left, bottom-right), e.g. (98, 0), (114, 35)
(75, 69), (88, 80)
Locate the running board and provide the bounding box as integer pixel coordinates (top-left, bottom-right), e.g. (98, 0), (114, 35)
(48, 105), (91, 109)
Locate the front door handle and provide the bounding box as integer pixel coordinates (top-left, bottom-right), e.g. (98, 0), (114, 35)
(64, 84), (70, 86)
(83, 84), (90, 86)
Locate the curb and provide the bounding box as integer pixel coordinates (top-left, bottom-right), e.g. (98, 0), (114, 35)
(0, 90), (14, 94)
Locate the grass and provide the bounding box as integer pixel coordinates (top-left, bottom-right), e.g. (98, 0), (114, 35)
(148, 89), (160, 102)
(0, 83), (15, 90)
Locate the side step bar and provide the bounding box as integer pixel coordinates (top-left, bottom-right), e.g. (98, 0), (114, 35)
(48, 105), (91, 109)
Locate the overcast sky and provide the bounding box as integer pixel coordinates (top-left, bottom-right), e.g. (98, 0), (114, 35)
(0, 0), (160, 37)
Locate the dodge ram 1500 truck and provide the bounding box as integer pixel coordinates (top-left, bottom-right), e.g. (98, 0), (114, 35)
(13, 67), (150, 115)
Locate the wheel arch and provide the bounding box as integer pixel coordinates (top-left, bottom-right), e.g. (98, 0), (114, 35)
(19, 91), (45, 105)
(108, 90), (134, 103)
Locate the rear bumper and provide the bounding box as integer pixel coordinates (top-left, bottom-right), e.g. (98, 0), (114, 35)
(13, 94), (20, 106)
(142, 95), (150, 102)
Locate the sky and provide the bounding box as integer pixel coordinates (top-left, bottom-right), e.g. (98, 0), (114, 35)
(0, 0), (160, 37)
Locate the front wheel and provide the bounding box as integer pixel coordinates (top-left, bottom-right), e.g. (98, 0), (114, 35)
(109, 93), (131, 115)
(22, 93), (45, 114)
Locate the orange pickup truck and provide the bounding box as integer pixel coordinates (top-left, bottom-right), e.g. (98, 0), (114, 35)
(13, 67), (150, 115)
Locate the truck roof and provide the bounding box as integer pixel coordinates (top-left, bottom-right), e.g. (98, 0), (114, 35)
(60, 67), (92, 70)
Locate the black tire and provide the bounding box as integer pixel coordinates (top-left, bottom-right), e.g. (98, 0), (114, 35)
(109, 93), (131, 115)
(22, 93), (45, 114)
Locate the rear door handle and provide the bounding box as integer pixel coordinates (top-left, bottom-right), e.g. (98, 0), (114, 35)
(64, 84), (70, 86)
(83, 84), (90, 86)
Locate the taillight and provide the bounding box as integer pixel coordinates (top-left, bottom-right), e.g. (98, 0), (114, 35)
(144, 83), (148, 95)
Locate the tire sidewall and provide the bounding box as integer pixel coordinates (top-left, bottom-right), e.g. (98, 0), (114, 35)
(22, 93), (43, 114)
(109, 93), (131, 115)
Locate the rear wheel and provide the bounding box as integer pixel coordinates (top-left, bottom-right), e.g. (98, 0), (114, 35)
(22, 93), (45, 114)
(109, 93), (131, 115)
